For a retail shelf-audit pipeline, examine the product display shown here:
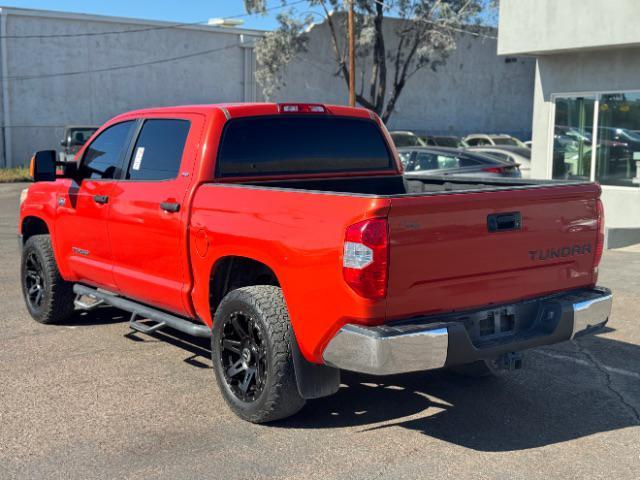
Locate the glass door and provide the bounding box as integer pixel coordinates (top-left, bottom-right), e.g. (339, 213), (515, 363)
(552, 96), (596, 180)
(595, 93), (640, 187)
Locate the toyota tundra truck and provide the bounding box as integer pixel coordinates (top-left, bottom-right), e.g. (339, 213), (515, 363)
(19, 102), (612, 423)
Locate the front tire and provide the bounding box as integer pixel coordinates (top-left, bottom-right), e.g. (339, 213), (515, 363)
(21, 234), (75, 324)
(211, 285), (305, 423)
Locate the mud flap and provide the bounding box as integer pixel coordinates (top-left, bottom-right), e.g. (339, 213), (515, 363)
(291, 336), (340, 399)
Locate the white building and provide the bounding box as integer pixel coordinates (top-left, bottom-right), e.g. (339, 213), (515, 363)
(499, 0), (640, 248)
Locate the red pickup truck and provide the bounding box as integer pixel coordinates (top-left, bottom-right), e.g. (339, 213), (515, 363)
(19, 103), (612, 423)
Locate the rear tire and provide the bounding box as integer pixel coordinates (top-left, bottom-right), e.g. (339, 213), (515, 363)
(21, 235), (75, 324)
(211, 285), (305, 423)
(449, 358), (502, 378)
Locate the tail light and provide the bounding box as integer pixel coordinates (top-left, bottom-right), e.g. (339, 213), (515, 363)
(343, 218), (388, 300)
(482, 166), (505, 174)
(594, 198), (605, 268)
(483, 165), (517, 174)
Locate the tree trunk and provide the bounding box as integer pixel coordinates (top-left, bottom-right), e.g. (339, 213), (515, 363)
(368, 2), (386, 116)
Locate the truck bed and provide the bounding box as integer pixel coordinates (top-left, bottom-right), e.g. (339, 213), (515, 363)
(240, 174), (591, 196)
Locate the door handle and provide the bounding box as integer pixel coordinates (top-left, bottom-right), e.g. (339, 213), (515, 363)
(93, 195), (109, 204)
(487, 212), (521, 232)
(160, 202), (180, 213)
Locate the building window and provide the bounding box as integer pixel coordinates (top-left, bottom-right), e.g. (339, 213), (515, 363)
(552, 93), (640, 187)
(552, 97), (594, 181)
(596, 93), (640, 187)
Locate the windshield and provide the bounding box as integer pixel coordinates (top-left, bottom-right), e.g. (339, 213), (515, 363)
(391, 133), (425, 148)
(492, 137), (519, 146)
(433, 137), (462, 148)
(619, 128), (640, 142)
(217, 116), (394, 177)
(68, 128), (97, 145)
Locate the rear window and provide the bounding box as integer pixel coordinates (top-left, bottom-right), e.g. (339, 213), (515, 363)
(492, 137), (519, 146)
(217, 116), (393, 177)
(410, 152), (480, 171)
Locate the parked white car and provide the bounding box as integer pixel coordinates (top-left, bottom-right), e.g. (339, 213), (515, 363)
(463, 133), (528, 149)
(389, 130), (427, 148)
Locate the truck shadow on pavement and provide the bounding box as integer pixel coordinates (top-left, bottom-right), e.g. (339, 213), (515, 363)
(277, 331), (640, 451)
(77, 308), (640, 452)
(58, 306), (129, 326)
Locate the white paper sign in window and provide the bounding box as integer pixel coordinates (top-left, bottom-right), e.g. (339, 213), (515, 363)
(132, 147), (145, 171)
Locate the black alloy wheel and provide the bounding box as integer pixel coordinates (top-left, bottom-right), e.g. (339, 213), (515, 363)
(24, 251), (46, 310)
(21, 235), (75, 324)
(220, 310), (268, 402)
(211, 285), (305, 423)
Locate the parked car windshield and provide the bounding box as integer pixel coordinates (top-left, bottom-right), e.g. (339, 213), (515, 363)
(217, 116), (394, 177)
(492, 137), (520, 146)
(390, 132), (426, 148)
(432, 136), (462, 148)
(67, 127), (97, 145)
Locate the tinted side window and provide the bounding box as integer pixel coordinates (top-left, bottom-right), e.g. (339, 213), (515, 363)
(82, 121), (135, 179)
(413, 152), (439, 171)
(458, 156), (481, 167)
(398, 151), (410, 163)
(127, 119), (190, 181)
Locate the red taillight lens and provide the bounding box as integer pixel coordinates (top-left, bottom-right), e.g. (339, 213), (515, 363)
(594, 198), (605, 268)
(343, 218), (388, 300)
(482, 166), (505, 174)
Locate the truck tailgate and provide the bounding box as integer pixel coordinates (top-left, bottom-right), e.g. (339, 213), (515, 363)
(386, 183), (601, 320)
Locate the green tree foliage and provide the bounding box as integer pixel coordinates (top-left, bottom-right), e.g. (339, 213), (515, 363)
(244, 0), (495, 122)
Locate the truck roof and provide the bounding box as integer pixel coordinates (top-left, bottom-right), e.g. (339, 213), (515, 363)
(110, 103), (375, 122)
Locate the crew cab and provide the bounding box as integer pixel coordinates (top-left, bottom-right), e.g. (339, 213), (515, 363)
(19, 103), (612, 423)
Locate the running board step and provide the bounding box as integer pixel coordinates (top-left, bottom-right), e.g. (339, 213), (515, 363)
(129, 313), (166, 334)
(72, 284), (211, 338)
(74, 294), (104, 311)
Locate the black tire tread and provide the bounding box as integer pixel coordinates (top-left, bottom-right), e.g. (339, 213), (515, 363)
(212, 285), (305, 423)
(22, 235), (75, 324)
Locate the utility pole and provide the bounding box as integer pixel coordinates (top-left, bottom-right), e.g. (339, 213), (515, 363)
(347, 0), (355, 107)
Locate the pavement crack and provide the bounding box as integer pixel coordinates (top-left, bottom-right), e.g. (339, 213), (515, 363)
(574, 339), (640, 425)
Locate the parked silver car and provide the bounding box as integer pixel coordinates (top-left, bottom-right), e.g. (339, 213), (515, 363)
(398, 147), (521, 178)
(466, 145), (532, 178)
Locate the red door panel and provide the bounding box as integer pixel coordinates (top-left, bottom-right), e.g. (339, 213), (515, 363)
(55, 181), (118, 290)
(107, 114), (204, 316)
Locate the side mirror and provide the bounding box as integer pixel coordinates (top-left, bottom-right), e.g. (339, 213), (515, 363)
(30, 150), (57, 182)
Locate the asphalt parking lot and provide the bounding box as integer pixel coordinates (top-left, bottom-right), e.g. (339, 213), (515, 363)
(1, 182), (639, 480)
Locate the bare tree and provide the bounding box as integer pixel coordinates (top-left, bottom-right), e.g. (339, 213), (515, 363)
(244, 0), (495, 122)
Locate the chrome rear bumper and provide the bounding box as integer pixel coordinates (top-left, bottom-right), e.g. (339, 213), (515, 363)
(571, 288), (613, 337)
(322, 287), (612, 375)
